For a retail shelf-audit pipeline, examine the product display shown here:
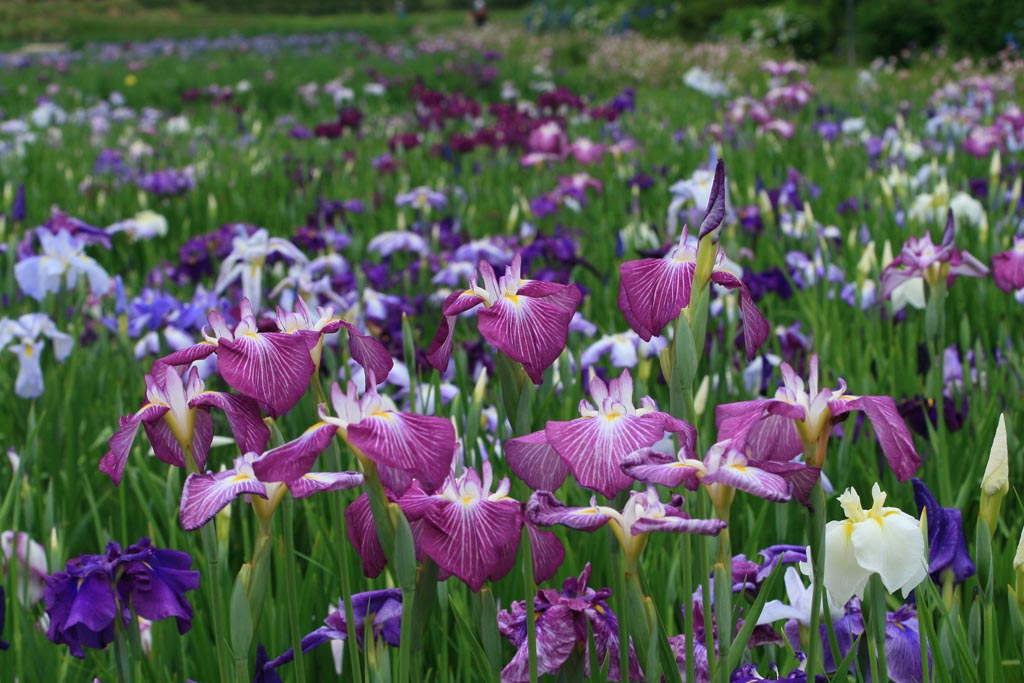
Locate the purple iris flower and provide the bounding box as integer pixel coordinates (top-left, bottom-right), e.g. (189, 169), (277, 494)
(716, 355), (920, 501)
(505, 369), (694, 497)
(395, 186), (447, 211)
(756, 544), (807, 583)
(911, 478), (975, 584)
(623, 438), (796, 506)
(160, 298), (391, 418)
(255, 379), (455, 494)
(427, 254), (582, 384)
(528, 486), (725, 563)
(264, 589), (402, 674)
(180, 434), (360, 530)
(880, 210), (988, 301)
(11, 183), (25, 222)
(101, 363), (269, 485)
(136, 167), (195, 196)
(497, 563), (642, 683)
(398, 463), (533, 592)
(44, 538), (199, 658)
(884, 606), (930, 683)
(618, 161), (769, 361)
(992, 236), (1024, 295)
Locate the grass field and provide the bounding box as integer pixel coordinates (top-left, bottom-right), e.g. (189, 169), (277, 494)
(0, 9), (1022, 683)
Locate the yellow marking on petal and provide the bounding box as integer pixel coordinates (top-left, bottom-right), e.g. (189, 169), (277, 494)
(461, 496), (473, 506)
(605, 413), (621, 421)
(503, 292), (521, 305)
(371, 411), (393, 420)
(230, 474), (251, 483)
(23, 345), (33, 358)
(731, 465), (748, 473)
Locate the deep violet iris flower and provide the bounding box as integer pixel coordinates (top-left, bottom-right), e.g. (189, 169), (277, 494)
(912, 478), (975, 584)
(716, 355), (920, 500)
(497, 563), (642, 683)
(262, 589), (402, 675)
(618, 159), (769, 361)
(426, 253), (582, 384)
(44, 538), (199, 658)
(101, 363), (269, 485)
(504, 369), (695, 498)
(0, 586), (8, 651)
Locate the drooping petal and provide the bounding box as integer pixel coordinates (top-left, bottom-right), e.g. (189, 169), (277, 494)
(346, 413), (455, 492)
(703, 463), (791, 502)
(477, 285), (580, 384)
(830, 395), (921, 481)
(250, 422), (339, 483)
(504, 430), (568, 492)
(620, 447), (702, 490)
(823, 521), (871, 606)
(288, 471), (364, 499)
(911, 478), (974, 583)
(525, 517), (565, 584)
(426, 314), (459, 373)
(157, 342), (217, 369)
(216, 332), (315, 418)
(631, 514), (727, 536)
(415, 495), (522, 591)
(885, 609), (929, 683)
(345, 494), (388, 578)
(618, 258), (694, 342)
(190, 391), (270, 454)
(500, 604), (577, 683)
(100, 404), (168, 484)
(142, 409), (212, 472)
(546, 413), (669, 498)
(849, 511), (927, 597)
(527, 491), (610, 533)
(338, 321), (395, 385)
(179, 470), (267, 531)
(117, 544), (201, 634)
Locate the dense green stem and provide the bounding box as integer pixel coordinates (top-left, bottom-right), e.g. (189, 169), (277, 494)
(681, 533), (696, 683)
(281, 495), (307, 682)
(805, 481), (828, 682)
(114, 621), (133, 683)
(869, 575), (889, 683)
(713, 524), (733, 683)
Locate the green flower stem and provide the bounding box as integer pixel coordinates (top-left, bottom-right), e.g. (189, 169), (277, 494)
(521, 527), (540, 683)
(713, 523), (733, 683)
(805, 480), (828, 683)
(186, 441), (231, 683)
(114, 620), (133, 683)
(325, 438), (365, 683)
(680, 532), (696, 683)
(280, 494), (307, 683)
(868, 575), (889, 683)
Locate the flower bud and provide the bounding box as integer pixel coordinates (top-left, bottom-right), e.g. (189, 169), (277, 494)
(980, 414), (1009, 533)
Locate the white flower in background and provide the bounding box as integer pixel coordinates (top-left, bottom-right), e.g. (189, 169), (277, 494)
(1, 530), (49, 606)
(165, 115), (190, 135)
(214, 228), (308, 311)
(14, 229), (111, 301)
(105, 210), (168, 241)
(757, 551), (844, 630)
(30, 101), (66, 128)
(950, 192), (985, 227)
(824, 483), (927, 606)
(0, 314), (74, 398)
(683, 66), (729, 98)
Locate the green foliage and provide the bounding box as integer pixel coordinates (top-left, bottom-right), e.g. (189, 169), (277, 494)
(941, 0), (1024, 55)
(716, 1), (832, 58)
(855, 0), (942, 58)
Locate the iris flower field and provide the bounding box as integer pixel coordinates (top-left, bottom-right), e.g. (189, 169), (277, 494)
(0, 13), (1022, 683)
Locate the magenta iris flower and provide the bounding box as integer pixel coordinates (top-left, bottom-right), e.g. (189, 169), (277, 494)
(880, 210), (988, 301)
(101, 363), (269, 484)
(497, 563), (642, 683)
(161, 299), (391, 418)
(618, 160), (769, 360)
(528, 486), (725, 562)
(505, 369), (695, 497)
(427, 254), (582, 384)
(622, 438), (796, 504)
(398, 463), (538, 592)
(992, 236), (1024, 295)
(251, 379), (456, 493)
(44, 538), (199, 658)
(180, 429), (360, 530)
(716, 355), (920, 498)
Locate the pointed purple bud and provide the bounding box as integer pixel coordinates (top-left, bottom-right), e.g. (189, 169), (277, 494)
(697, 158), (726, 242)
